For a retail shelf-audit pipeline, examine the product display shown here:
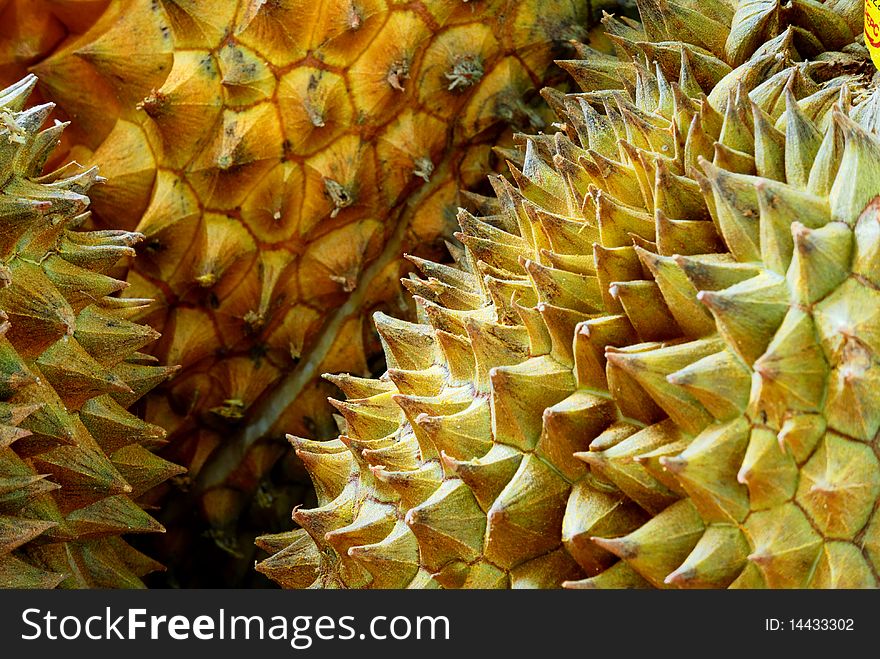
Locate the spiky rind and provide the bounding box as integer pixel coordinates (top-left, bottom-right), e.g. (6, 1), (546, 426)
(259, 0), (880, 589)
(0, 75), (181, 589)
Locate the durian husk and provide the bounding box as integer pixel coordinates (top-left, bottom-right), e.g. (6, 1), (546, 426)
(0, 74), (182, 588)
(257, 0), (880, 589)
(0, 1), (619, 556)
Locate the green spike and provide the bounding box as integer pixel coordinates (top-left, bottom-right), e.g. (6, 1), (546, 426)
(665, 523), (750, 588)
(56, 229), (139, 273)
(536, 390), (616, 480)
(605, 339), (720, 434)
(564, 559), (652, 589)
(685, 114), (716, 172)
(718, 88), (754, 155)
(697, 271), (790, 365)
(557, 58), (630, 94)
(441, 443), (522, 512)
(676, 253), (762, 292)
(788, 0), (854, 50)
(751, 100), (786, 180)
(524, 259), (604, 313)
(724, 0), (781, 66)
(329, 394), (400, 442)
(405, 480), (486, 571)
(585, 150), (646, 207)
(40, 256), (127, 312)
(577, 420), (683, 514)
(738, 426), (798, 509)
(64, 494), (165, 537)
(756, 179), (829, 275)
(795, 433), (880, 540)
(777, 414), (826, 464)
(74, 306), (160, 369)
(510, 548), (582, 589)
(593, 190), (655, 247)
(0, 554), (64, 588)
(484, 454), (570, 569)
(0, 261), (74, 355)
(610, 280), (682, 342)
(591, 499), (705, 588)
(699, 159), (761, 262)
(414, 398), (493, 462)
(667, 348), (752, 420)
(658, 1), (730, 58)
(656, 212), (724, 256)
(654, 159), (709, 221)
(806, 113), (844, 198)
(574, 315), (639, 389)
(562, 483), (649, 576)
(787, 221), (852, 305)
(784, 89), (824, 189)
(324, 499), (397, 569)
(727, 561), (767, 588)
(347, 520), (419, 589)
(751, 308), (829, 426)
(813, 280), (880, 441)
(809, 542), (877, 588)
(829, 111), (880, 225)
(36, 336), (133, 409)
(677, 46), (706, 98)
(324, 373), (397, 399)
(713, 142), (755, 175)
(709, 54), (785, 113)
(373, 462), (444, 510)
(291, 437), (353, 506)
(374, 313), (437, 371)
(466, 318), (530, 392)
(255, 529), (321, 588)
(109, 443), (185, 498)
(661, 417), (750, 523)
(745, 503), (823, 588)
(637, 248), (716, 338)
(386, 365), (446, 397)
(490, 356), (575, 451)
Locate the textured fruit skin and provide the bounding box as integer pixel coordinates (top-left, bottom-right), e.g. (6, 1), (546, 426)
(257, 0), (880, 589)
(0, 0), (602, 526)
(0, 2), (109, 80)
(0, 75), (181, 588)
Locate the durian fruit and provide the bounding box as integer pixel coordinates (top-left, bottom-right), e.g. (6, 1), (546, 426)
(256, 0), (880, 588)
(0, 1), (607, 514)
(0, 74), (181, 588)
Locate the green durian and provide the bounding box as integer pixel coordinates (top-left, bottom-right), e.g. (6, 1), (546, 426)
(257, 0), (880, 589)
(0, 75), (181, 588)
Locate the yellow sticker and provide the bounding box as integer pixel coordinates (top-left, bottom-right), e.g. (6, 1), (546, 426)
(868, 0), (880, 69)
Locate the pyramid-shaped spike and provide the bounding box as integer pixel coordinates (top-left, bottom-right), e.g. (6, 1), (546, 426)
(605, 339), (720, 434)
(744, 503), (822, 588)
(484, 454), (571, 569)
(591, 499), (705, 588)
(660, 417), (750, 523)
(667, 348), (751, 420)
(665, 523), (750, 588)
(738, 426), (798, 510)
(697, 271), (790, 365)
(405, 480), (486, 572)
